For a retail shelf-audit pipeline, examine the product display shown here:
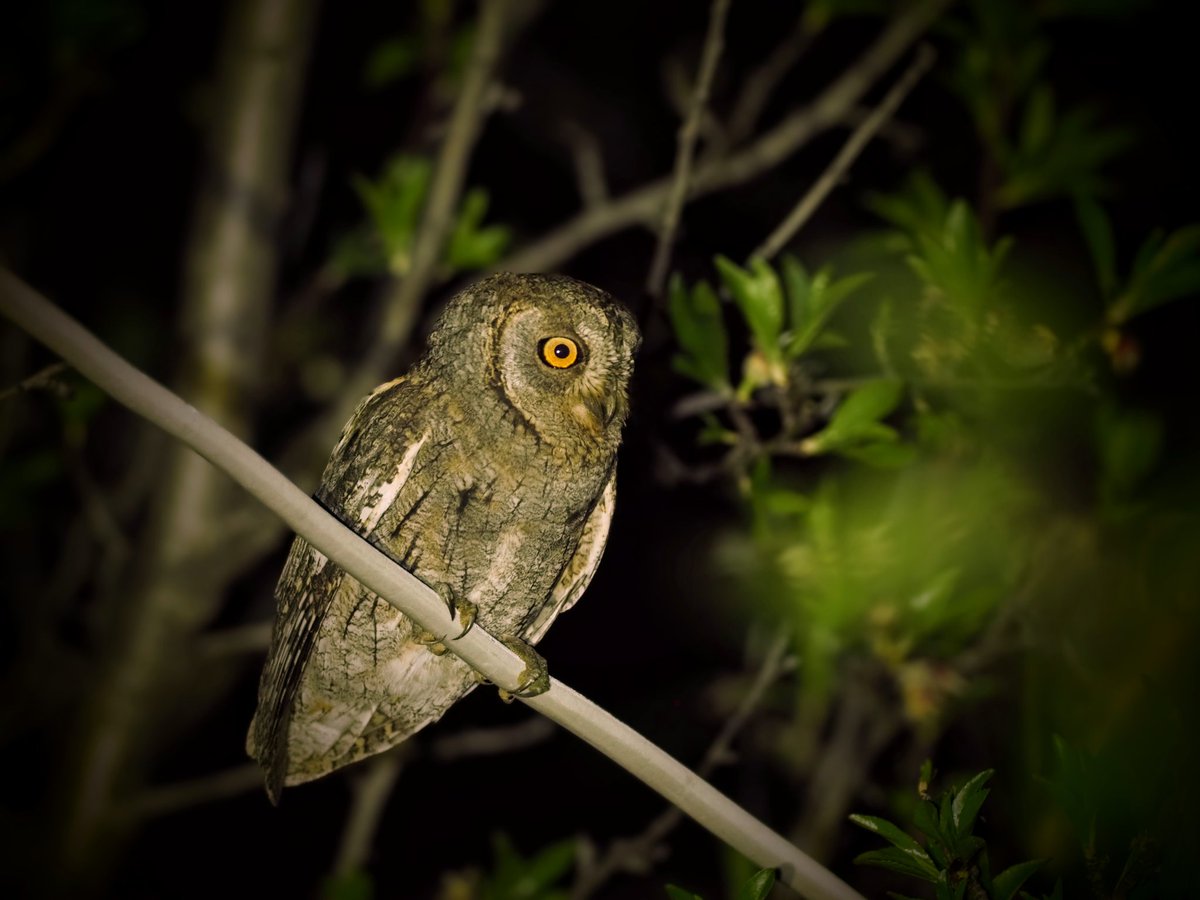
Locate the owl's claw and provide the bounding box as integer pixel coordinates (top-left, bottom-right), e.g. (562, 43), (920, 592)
(496, 636), (550, 702)
(451, 598), (477, 639)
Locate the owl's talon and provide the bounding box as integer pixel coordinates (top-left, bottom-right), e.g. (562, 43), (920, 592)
(415, 629), (449, 655)
(452, 599), (478, 640)
(497, 636), (550, 700)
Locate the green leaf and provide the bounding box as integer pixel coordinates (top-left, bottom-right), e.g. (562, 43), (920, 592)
(1095, 404), (1163, 501)
(1018, 85), (1055, 155)
(735, 868), (777, 900)
(1112, 224), (1200, 322)
(444, 187), (512, 271)
(353, 155), (431, 273)
(854, 848), (940, 882)
(664, 886), (705, 900)
(848, 814), (928, 855)
(950, 770), (993, 838)
(993, 859), (1045, 900)
(716, 255), (786, 367)
(1074, 195), (1118, 299)
(865, 171), (951, 244)
(669, 276), (730, 390)
(782, 255), (874, 358)
(805, 380), (905, 453)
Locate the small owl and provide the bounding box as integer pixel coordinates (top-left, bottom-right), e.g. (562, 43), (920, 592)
(247, 272), (639, 802)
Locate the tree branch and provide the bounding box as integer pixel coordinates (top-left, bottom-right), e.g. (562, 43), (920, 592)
(1, 268), (864, 900)
(645, 0), (732, 300)
(751, 44), (936, 261)
(356, 0), (514, 394)
(498, 0), (952, 275)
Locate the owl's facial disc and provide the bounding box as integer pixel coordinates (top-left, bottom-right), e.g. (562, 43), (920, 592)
(494, 303), (632, 450)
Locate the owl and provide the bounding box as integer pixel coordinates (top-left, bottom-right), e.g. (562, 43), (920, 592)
(247, 272), (639, 802)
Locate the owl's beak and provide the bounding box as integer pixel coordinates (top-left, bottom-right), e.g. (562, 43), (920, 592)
(584, 391), (623, 430)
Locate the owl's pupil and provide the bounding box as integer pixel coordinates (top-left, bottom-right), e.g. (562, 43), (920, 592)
(553, 343), (570, 359)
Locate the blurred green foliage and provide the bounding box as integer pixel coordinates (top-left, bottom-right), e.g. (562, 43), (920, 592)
(666, 0), (1200, 894)
(334, 154), (511, 279)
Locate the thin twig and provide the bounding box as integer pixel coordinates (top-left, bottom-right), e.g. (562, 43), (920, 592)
(560, 122), (609, 209)
(499, 0), (952, 275)
(332, 748), (412, 877)
(752, 44), (936, 261)
(645, 0), (733, 301)
(724, 13), (815, 148)
(127, 764), (264, 820)
(571, 630), (794, 900)
(1, 268), (863, 900)
(429, 716), (555, 762)
(0, 360), (68, 401)
(357, 0), (514, 392)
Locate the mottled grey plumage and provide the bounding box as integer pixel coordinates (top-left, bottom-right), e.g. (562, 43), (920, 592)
(247, 273), (638, 802)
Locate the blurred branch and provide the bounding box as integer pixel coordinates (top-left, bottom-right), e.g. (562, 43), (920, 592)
(560, 122), (609, 210)
(723, 12), (815, 148)
(355, 0), (516, 395)
(126, 718), (555, 823)
(571, 629), (794, 900)
(0, 361), (68, 402)
(332, 748), (412, 878)
(752, 44), (936, 260)
(56, 0), (319, 870)
(0, 270), (863, 900)
(126, 764), (264, 820)
(428, 716), (555, 762)
(499, 0), (952, 275)
(645, 0), (733, 301)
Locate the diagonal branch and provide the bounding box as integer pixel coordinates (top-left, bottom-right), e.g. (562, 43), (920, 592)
(751, 43), (936, 260)
(1, 267), (864, 900)
(645, 0), (733, 301)
(498, 0), (952, 276)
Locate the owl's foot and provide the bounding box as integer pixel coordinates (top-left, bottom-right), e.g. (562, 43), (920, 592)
(496, 636), (550, 702)
(451, 598), (477, 639)
(416, 590), (478, 654)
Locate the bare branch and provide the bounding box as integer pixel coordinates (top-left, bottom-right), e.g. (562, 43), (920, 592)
(645, 0), (733, 301)
(0, 361), (68, 402)
(127, 764), (263, 820)
(356, 0), (515, 393)
(332, 748), (412, 877)
(571, 630), (794, 900)
(1, 269), (863, 900)
(499, 0), (952, 275)
(724, 13), (815, 148)
(752, 44), (936, 261)
(429, 716), (555, 762)
(560, 122), (609, 209)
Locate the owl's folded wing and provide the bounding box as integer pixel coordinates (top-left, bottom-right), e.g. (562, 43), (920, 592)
(525, 468), (616, 644)
(248, 377), (422, 803)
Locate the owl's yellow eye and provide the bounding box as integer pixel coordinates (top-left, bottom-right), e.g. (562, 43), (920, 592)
(540, 337), (579, 369)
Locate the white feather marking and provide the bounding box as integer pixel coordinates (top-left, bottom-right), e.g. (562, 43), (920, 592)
(356, 431), (429, 531)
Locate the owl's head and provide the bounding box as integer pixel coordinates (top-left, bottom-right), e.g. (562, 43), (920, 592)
(430, 273), (639, 458)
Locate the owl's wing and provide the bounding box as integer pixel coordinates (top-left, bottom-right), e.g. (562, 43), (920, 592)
(247, 377), (425, 803)
(524, 468), (616, 644)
